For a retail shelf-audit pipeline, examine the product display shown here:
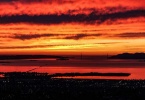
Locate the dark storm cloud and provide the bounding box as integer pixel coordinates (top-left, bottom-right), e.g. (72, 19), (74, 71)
(0, 9), (144, 24)
(64, 33), (102, 40)
(115, 32), (145, 38)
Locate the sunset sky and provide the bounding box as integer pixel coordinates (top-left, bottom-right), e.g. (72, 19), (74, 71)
(0, 0), (145, 55)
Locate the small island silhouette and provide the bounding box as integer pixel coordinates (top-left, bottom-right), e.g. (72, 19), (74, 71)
(109, 52), (145, 59)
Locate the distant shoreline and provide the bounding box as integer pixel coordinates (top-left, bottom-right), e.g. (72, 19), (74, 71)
(0, 72), (131, 79)
(0, 55), (109, 60)
(109, 53), (145, 59)
(0, 55), (69, 60)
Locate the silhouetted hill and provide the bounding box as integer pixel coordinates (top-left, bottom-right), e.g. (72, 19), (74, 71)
(109, 53), (145, 59)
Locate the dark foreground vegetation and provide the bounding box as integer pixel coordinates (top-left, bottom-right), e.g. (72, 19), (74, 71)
(0, 72), (145, 100)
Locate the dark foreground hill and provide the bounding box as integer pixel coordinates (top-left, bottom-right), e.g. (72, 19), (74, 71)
(0, 72), (145, 100)
(109, 53), (145, 59)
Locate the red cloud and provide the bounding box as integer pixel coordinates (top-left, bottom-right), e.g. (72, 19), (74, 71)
(0, 0), (144, 16)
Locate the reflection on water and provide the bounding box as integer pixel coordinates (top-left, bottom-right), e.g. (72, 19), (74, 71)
(1, 66), (145, 79)
(0, 59), (145, 79)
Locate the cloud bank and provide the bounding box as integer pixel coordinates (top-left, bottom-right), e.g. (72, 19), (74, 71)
(0, 9), (144, 25)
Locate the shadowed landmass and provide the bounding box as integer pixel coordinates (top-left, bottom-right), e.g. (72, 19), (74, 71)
(50, 72), (130, 77)
(0, 72), (145, 100)
(0, 72), (131, 79)
(109, 53), (145, 59)
(0, 55), (69, 60)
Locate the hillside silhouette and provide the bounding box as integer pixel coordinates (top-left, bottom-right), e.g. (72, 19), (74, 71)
(109, 53), (145, 59)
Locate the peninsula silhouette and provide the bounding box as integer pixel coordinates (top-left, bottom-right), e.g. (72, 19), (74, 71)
(109, 53), (145, 59)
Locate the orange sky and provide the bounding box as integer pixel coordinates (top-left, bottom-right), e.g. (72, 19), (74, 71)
(0, 0), (145, 55)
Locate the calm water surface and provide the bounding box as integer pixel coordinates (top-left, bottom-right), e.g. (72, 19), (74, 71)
(0, 59), (145, 79)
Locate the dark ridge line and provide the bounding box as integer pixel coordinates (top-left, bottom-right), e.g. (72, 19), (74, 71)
(109, 52), (145, 59)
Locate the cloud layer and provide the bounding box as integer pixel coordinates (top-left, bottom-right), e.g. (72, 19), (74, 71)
(0, 9), (144, 25)
(0, 0), (145, 55)
(0, 0), (145, 15)
(115, 32), (145, 38)
(10, 33), (102, 40)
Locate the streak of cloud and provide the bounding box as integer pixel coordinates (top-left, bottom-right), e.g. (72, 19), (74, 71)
(8, 33), (103, 40)
(12, 33), (59, 40)
(0, 9), (144, 24)
(0, 45), (55, 49)
(64, 33), (102, 40)
(0, 0), (144, 15)
(96, 42), (128, 44)
(0, 41), (127, 49)
(115, 32), (145, 38)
